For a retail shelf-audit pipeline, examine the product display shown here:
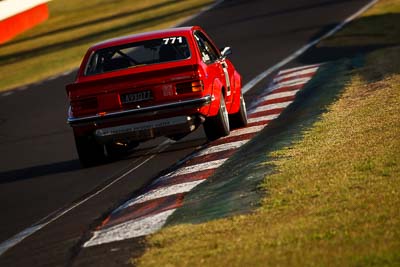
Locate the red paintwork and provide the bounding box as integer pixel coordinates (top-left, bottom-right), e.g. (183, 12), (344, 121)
(67, 26), (242, 138)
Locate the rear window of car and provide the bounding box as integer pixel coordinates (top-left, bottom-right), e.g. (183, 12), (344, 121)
(84, 36), (191, 76)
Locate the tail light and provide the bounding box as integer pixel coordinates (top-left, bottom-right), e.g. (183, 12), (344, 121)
(176, 80), (203, 94)
(70, 97), (98, 114)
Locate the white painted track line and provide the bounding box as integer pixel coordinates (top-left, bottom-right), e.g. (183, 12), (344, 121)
(62, 69), (75, 76)
(0, 225), (45, 256)
(2, 91), (14, 97)
(0, 139), (174, 256)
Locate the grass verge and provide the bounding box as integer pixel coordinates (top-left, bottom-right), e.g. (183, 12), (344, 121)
(0, 0), (214, 92)
(133, 0), (400, 266)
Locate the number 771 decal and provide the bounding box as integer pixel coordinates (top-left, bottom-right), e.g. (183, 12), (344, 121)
(163, 37), (183, 44)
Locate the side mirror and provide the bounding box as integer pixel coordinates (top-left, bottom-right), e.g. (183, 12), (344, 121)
(220, 47), (232, 58)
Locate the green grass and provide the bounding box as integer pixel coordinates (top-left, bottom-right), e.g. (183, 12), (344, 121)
(0, 0), (214, 92)
(133, 0), (400, 266)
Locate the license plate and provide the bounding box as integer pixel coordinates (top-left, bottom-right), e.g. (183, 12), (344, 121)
(120, 90), (152, 104)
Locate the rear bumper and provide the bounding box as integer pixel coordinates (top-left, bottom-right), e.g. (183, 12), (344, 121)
(94, 115), (203, 143)
(67, 95), (212, 126)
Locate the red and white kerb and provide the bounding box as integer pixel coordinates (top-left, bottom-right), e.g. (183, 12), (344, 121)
(84, 63), (322, 247)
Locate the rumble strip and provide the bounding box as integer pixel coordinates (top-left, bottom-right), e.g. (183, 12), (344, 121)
(83, 64), (321, 247)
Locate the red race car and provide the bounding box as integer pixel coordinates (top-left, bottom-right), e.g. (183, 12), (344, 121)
(66, 26), (247, 167)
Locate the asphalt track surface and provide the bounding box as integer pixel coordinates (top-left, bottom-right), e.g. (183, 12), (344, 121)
(0, 0), (372, 266)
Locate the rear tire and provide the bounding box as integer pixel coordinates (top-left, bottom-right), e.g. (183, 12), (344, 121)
(204, 93), (230, 141)
(229, 92), (248, 129)
(74, 134), (106, 168)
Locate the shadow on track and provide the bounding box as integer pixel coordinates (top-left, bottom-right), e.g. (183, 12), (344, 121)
(0, 160), (81, 184)
(0, 136), (206, 184)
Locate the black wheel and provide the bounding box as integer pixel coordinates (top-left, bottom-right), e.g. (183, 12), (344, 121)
(74, 133), (106, 167)
(204, 93), (230, 141)
(229, 92), (248, 129)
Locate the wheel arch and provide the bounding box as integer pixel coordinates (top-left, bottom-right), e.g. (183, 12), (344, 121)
(229, 70), (243, 114)
(208, 78), (225, 117)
